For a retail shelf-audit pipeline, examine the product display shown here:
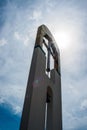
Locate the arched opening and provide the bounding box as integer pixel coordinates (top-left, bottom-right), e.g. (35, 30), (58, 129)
(45, 86), (53, 130)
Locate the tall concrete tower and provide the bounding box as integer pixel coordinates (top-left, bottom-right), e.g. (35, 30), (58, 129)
(20, 25), (62, 130)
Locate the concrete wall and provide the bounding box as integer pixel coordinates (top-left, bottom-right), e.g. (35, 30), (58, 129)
(20, 47), (62, 130)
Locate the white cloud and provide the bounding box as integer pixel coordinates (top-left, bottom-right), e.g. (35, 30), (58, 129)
(0, 98), (4, 104)
(0, 83), (26, 114)
(14, 31), (33, 46)
(23, 36), (29, 46)
(80, 99), (87, 110)
(29, 10), (42, 21)
(0, 39), (7, 46)
(14, 32), (21, 40)
(13, 105), (22, 114)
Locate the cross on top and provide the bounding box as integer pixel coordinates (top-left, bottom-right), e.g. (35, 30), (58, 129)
(43, 38), (54, 72)
(35, 24), (61, 76)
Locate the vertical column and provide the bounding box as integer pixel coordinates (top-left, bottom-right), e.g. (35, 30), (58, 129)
(51, 70), (62, 130)
(20, 47), (47, 130)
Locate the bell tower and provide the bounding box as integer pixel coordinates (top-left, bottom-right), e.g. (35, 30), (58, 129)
(20, 25), (62, 130)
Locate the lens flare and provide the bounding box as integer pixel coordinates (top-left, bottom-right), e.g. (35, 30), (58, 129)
(54, 29), (72, 51)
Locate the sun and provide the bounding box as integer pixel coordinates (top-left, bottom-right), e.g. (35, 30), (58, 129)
(54, 29), (72, 51)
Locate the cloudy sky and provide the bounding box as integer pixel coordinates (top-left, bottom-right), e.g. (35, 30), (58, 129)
(0, 0), (87, 130)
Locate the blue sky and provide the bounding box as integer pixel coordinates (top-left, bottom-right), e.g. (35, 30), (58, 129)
(0, 0), (87, 130)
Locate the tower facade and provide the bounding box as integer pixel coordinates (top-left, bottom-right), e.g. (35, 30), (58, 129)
(20, 25), (62, 130)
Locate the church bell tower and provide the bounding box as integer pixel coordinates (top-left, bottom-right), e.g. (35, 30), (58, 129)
(20, 25), (62, 130)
